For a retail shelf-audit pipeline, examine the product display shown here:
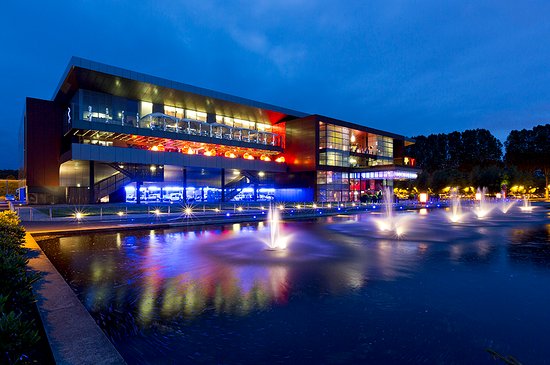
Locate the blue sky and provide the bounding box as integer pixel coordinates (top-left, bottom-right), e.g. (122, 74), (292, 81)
(1, 0), (550, 169)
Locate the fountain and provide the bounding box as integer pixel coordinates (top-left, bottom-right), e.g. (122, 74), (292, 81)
(264, 204), (289, 250)
(448, 187), (463, 223)
(474, 187), (493, 218)
(499, 191), (516, 214)
(373, 187), (409, 236)
(519, 195), (534, 212)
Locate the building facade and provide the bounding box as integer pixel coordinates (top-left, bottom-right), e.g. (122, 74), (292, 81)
(22, 57), (418, 204)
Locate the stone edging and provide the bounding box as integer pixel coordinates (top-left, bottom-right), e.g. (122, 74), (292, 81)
(24, 233), (126, 365)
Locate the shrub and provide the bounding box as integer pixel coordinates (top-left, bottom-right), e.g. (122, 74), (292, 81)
(0, 211), (42, 364)
(0, 211), (25, 253)
(0, 297), (40, 364)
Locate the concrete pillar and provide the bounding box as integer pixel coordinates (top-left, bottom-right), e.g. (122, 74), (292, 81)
(348, 171), (352, 202)
(88, 161), (95, 204)
(183, 168), (187, 203)
(136, 181), (142, 204)
(221, 168), (225, 202)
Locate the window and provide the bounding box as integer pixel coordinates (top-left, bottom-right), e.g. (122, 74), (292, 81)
(316, 171), (351, 202)
(318, 123), (351, 166)
(140, 101), (153, 117)
(186, 110), (207, 122)
(164, 105), (184, 118)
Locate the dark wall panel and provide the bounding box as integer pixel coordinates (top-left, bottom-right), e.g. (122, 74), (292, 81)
(25, 98), (63, 187)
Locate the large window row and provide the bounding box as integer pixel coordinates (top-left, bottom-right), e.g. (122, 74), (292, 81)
(71, 89), (283, 147)
(318, 122), (395, 166)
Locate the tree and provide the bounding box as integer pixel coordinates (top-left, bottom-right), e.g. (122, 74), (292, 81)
(459, 129), (502, 170)
(470, 165), (503, 193)
(505, 124), (550, 199)
(406, 129), (503, 193)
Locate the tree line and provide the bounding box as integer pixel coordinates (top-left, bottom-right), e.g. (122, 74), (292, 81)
(402, 124), (550, 199)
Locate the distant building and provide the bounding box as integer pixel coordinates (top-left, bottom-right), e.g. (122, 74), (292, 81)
(21, 57), (418, 204)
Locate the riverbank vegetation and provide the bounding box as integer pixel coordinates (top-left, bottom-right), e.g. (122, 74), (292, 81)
(401, 124), (550, 199)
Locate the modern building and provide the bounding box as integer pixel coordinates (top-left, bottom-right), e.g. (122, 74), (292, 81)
(21, 57), (418, 205)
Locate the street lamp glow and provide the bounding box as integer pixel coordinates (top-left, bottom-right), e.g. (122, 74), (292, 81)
(117, 211), (124, 217)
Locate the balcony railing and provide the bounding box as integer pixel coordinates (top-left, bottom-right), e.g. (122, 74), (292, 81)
(81, 112), (283, 148)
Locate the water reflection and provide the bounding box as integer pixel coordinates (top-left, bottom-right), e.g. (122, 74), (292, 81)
(36, 207), (550, 364)
(42, 220), (420, 329)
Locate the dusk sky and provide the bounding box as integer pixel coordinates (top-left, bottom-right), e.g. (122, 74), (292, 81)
(2, 0), (550, 169)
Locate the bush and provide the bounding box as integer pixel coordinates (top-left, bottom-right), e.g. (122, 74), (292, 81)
(0, 298), (40, 364)
(0, 212), (25, 252)
(0, 211), (41, 364)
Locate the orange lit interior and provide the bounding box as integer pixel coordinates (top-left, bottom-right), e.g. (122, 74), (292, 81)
(75, 130), (286, 163)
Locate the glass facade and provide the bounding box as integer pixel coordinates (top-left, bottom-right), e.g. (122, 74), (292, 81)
(319, 123), (351, 167)
(317, 171), (351, 202)
(70, 89), (284, 148)
(316, 121), (414, 202)
(318, 122), (395, 168)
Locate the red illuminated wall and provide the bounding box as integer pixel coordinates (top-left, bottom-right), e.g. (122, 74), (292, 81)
(284, 116), (317, 172)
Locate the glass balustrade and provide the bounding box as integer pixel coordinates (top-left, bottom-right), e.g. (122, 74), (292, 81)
(80, 111), (282, 147)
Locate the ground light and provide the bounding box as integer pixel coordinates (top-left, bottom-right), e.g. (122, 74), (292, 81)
(419, 193), (428, 203)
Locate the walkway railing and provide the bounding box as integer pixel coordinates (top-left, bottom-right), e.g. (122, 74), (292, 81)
(83, 112), (284, 148)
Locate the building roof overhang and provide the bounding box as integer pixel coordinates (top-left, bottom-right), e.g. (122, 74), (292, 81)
(313, 114), (415, 143)
(53, 57), (308, 125)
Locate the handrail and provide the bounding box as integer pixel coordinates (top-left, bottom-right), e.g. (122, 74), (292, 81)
(81, 111), (284, 147)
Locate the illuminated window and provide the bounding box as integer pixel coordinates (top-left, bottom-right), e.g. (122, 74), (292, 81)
(140, 101), (153, 116)
(164, 105), (184, 118)
(186, 110), (207, 122)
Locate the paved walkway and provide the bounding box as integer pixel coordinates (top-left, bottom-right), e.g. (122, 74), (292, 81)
(25, 233), (126, 364)
(23, 209), (341, 234)
(20, 203), (436, 235)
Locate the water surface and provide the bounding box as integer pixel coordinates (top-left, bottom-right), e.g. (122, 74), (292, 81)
(37, 207), (550, 364)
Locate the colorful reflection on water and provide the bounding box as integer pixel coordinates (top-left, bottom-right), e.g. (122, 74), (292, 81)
(37, 208), (550, 364)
